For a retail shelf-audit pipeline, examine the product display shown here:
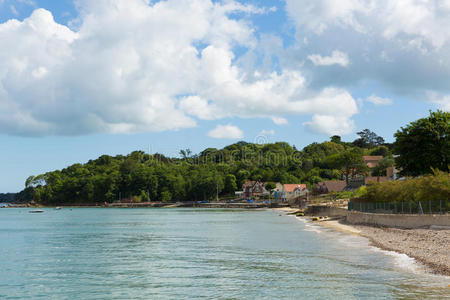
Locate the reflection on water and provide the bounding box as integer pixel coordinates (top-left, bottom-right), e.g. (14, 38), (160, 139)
(0, 208), (448, 299)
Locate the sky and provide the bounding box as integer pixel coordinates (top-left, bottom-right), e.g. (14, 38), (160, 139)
(0, 0), (449, 192)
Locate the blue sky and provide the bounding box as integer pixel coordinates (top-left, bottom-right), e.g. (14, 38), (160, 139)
(0, 0), (448, 192)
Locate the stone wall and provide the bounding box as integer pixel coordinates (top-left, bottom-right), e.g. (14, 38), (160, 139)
(346, 211), (450, 229)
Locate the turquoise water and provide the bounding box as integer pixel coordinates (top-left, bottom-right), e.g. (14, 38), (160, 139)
(0, 208), (448, 299)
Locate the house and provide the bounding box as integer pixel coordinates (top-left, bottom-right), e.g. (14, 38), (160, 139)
(282, 184), (308, 201)
(315, 180), (347, 194)
(363, 156), (383, 168)
(364, 176), (389, 184)
(363, 155), (398, 179)
(242, 181), (269, 198)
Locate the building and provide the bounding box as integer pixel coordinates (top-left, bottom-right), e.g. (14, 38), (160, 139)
(282, 184), (308, 201)
(363, 155), (398, 180)
(315, 180), (347, 194)
(242, 181), (269, 198)
(363, 156), (383, 168)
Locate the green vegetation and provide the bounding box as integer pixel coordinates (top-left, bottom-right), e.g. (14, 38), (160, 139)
(20, 139), (388, 205)
(15, 110), (449, 205)
(362, 170), (450, 204)
(332, 186), (367, 200)
(394, 110), (449, 176)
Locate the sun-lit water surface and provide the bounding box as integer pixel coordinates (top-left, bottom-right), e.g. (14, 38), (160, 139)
(0, 208), (448, 299)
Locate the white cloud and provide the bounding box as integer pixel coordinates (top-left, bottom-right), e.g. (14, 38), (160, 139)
(10, 4), (18, 15)
(0, 0), (359, 136)
(303, 115), (355, 136)
(208, 124), (244, 139)
(258, 129), (275, 136)
(284, 0), (450, 106)
(366, 95), (393, 106)
(271, 117), (288, 125)
(286, 0), (370, 34)
(308, 50), (349, 67)
(427, 92), (450, 111)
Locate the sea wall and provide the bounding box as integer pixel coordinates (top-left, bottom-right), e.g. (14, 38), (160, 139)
(307, 206), (348, 217)
(346, 211), (450, 229)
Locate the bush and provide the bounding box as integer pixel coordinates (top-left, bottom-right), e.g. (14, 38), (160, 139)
(362, 170), (450, 203)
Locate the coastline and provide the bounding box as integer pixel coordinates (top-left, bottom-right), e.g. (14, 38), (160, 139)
(300, 216), (450, 277)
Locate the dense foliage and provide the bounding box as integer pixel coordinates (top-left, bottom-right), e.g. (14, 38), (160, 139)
(361, 170), (450, 205)
(393, 110), (449, 176)
(21, 138), (390, 205)
(16, 110), (448, 205)
(0, 193), (16, 203)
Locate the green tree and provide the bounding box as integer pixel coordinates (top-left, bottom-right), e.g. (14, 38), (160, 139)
(353, 129), (385, 148)
(224, 174), (238, 195)
(265, 182), (276, 191)
(161, 190), (172, 202)
(393, 110), (449, 176)
(372, 157), (395, 176)
(330, 135), (342, 144)
(325, 148), (368, 185)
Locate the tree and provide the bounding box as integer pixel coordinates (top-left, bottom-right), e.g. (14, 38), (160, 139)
(224, 174), (238, 195)
(179, 148), (192, 159)
(393, 110), (449, 176)
(372, 157), (395, 177)
(161, 190), (172, 202)
(325, 148), (368, 185)
(265, 182), (276, 191)
(353, 129), (385, 148)
(330, 135), (342, 144)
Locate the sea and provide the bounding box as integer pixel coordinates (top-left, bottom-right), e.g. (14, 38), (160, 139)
(0, 208), (448, 299)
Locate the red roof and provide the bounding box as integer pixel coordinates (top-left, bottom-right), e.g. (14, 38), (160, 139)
(283, 184), (307, 193)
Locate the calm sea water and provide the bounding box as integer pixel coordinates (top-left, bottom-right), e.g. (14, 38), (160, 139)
(0, 208), (448, 299)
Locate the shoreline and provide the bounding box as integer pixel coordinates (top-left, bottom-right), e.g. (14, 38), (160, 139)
(299, 216), (450, 277)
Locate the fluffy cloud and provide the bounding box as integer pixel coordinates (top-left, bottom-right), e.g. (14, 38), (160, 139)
(271, 117), (288, 125)
(308, 50), (349, 67)
(427, 92), (450, 111)
(366, 95), (393, 106)
(208, 124), (244, 139)
(258, 129), (275, 136)
(303, 115), (355, 135)
(0, 0), (359, 137)
(285, 0), (450, 108)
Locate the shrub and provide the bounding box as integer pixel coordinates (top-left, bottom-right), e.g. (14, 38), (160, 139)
(362, 170), (450, 203)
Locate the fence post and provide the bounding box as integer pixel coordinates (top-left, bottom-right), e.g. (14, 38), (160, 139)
(440, 200), (442, 215)
(429, 200), (432, 214)
(409, 202), (412, 214)
(401, 202), (404, 214)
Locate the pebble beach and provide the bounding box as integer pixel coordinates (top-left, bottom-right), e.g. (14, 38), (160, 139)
(354, 225), (450, 276)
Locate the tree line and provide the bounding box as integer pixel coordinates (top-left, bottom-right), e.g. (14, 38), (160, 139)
(15, 110), (449, 205)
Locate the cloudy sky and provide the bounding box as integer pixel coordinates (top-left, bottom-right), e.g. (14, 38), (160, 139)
(1, 0), (449, 192)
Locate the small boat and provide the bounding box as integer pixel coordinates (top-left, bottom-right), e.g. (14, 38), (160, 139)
(55, 207), (62, 210)
(29, 209), (44, 213)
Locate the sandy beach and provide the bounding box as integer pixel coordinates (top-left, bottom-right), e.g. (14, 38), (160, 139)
(314, 218), (450, 276)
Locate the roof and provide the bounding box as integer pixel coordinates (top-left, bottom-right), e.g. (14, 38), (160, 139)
(366, 162), (379, 168)
(283, 184), (307, 193)
(243, 181), (256, 188)
(319, 180), (347, 193)
(365, 177), (389, 184)
(363, 156), (383, 162)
